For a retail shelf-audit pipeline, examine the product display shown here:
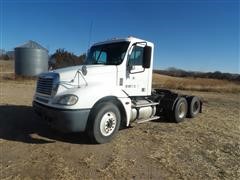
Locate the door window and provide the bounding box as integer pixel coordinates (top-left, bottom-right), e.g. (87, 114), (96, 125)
(129, 46), (144, 66)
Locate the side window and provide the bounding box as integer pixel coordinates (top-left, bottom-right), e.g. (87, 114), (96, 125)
(129, 46), (144, 66)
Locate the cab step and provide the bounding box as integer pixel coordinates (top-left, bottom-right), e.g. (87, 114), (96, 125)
(137, 116), (160, 124)
(132, 102), (159, 108)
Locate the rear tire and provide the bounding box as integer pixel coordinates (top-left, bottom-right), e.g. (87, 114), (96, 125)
(87, 101), (121, 144)
(172, 97), (188, 123)
(187, 96), (201, 118)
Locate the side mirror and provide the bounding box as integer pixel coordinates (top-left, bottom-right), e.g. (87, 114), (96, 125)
(143, 46), (152, 68)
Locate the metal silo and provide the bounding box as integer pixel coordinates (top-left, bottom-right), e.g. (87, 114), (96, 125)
(15, 40), (48, 76)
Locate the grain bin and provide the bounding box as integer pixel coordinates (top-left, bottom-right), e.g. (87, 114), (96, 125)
(15, 40), (48, 76)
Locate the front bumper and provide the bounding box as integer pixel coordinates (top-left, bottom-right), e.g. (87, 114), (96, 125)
(33, 101), (90, 132)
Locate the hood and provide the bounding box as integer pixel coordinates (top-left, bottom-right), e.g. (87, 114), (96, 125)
(53, 65), (118, 87)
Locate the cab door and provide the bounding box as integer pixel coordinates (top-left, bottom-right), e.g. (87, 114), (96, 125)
(124, 44), (151, 96)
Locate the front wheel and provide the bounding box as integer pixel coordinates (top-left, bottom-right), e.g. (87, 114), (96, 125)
(87, 101), (121, 144)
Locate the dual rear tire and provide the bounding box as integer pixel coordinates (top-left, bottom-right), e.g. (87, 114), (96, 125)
(172, 96), (201, 123)
(187, 96), (201, 118)
(172, 97), (188, 123)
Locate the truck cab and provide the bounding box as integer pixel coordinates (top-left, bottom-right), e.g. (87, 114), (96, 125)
(33, 37), (202, 143)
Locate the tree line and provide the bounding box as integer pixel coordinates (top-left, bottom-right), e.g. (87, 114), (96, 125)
(0, 54), (11, 60)
(49, 48), (86, 69)
(154, 67), (240, 82)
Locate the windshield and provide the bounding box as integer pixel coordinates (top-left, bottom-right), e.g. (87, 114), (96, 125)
(85, 42), (130, 65)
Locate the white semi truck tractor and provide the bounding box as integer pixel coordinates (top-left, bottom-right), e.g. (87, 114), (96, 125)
(33, 37), (202, 144)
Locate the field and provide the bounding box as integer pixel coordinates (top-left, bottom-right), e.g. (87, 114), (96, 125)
(0, 60), (240, 179)
(153, 74), (240, 93)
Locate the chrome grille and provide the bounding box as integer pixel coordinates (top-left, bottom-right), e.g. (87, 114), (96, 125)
(36, 76), (53, 95)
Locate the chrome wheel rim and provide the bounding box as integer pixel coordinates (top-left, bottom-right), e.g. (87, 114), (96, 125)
(100, 112), (117, 136)
(178, 102), (186, 118)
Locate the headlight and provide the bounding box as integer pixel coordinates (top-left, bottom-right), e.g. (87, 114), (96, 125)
(56, 94), (78, 105)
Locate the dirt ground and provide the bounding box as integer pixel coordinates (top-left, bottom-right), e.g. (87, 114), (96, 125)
(0, 62), (240, 179)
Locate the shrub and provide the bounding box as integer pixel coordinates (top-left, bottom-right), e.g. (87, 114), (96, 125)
(50, 49), (86, 69)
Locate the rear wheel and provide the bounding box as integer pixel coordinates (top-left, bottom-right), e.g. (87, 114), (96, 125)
(172, 97), (188, 123)
(87, 101), (121, 144)
(187, 96), (201, 118)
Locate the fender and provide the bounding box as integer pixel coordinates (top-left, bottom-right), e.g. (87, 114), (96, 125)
(88, 95), (132, 128)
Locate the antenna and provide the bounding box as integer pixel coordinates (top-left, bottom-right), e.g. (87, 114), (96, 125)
(46, 44), (50, 53)
(88, 21), (93, 49)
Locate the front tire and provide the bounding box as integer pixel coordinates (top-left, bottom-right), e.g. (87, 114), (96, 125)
(87, 101), (121, 144)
